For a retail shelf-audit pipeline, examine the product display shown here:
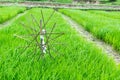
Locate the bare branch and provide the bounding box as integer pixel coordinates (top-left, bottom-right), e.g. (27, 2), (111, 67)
(41, 10), (45, 26)
(43, 10), (55, 28)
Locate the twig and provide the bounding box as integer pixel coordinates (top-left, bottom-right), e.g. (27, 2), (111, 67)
(14, 34), (30, 42)
(41, 10), (45, 26)
(46, 23), (56, 44)
(31, 14), (40, 28)
(43, 10), (55, 28)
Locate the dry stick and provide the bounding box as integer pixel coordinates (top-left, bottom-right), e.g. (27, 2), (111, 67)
(17, 22), (37, 37)
(31, 17), (42, 57)
(41, 10), (45, 26)
(50, 45), (59, 54)
(16, 45), (36, 56)
(47, 44), (55, 59)
(19, 11), (56, 58)
(31, 15), (39, 33)
(34, 43), (38, 56)
(35, 39), (41, 51)
(19, 32), (40, 55)
(44, 30), (54, 59)
(30, 17), (40, 43)
(17, 43), (40, 49)
(31, 14), (44, 54)
(20, 20), (42, 55)
(14, 34), (30, 42)
(45, 24), (63, 59)
(40, 10), (52, 59)
(41, 11), (56, 51)
(19, 22), (31, 33)
(31, 44), (39, 60)
(24, 27), (40, 58)
(49, 33), (64, 42)
(39, 12), (54, 59)
(29, 17), (43, 53)
(49, 43), (64, 57)
(20, 22), (37, 34)
(17, 34), (34, 38)
(27, 43), (39, 58)
(31, 14), (40, 27)
(51, 43), (67, 51)
(38, 19), (44, 60)
(16, 14), (41, 57)
(40, 19), (42, 33)
(30, 12), (53, 31)
(32, 33), (42, 59)
(48, 23), (56, 38)
(26, 25), (41, 58)
(40, 19), (42, 38)
(19, 22), (39, 55)
(35, 36), (41, 53)
(43, 10), (55, 28)
(45, 23), (56, 45)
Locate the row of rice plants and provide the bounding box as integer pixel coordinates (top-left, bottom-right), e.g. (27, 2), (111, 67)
(59, 9), (120, 52)
(88, 10), (120, 19)
(0, 8), (120, 79)
(0, 6), (26, 23)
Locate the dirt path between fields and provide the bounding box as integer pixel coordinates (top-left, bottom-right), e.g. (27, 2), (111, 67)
(0, 2), (120, 10)
(61, 14), (120, 65)
(0, 10), (28, 29)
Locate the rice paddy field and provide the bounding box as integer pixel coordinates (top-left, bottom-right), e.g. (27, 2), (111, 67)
(0, 7), (26, 23)
(0, 6), (120, 80)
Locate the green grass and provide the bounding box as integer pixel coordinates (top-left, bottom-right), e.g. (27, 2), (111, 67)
(59, 9), (120, 52)
(0, 8), (120, 79)
(88, 10), (120, 19)
(0, 6), (26, 23)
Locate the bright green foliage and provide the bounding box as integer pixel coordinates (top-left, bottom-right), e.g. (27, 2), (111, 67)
(88, 10), (120, 19)
(0, 6), (26, 23)
(0, 8), (120, 79)
(59, 9), (120, 52)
